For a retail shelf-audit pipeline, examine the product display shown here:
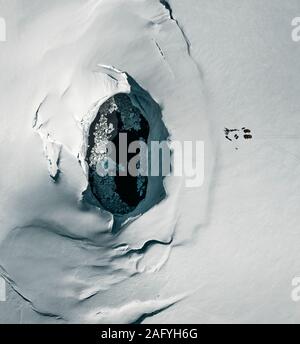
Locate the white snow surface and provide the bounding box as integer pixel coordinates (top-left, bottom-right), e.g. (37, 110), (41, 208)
(0, 0), (300, 323)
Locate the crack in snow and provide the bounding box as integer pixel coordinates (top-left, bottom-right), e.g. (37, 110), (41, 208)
(33, 101), (62, 182)
(159, 0), (204, 79)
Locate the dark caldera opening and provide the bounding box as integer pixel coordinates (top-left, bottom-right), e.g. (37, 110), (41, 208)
(86, 93), (150, 215)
